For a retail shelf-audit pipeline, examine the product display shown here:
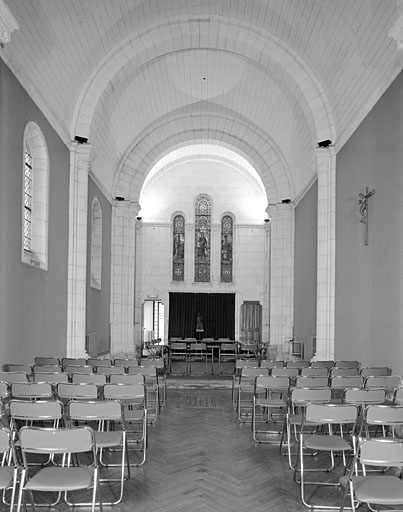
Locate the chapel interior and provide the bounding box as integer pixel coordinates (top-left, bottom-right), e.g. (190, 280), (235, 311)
(1, 1), (403, 511)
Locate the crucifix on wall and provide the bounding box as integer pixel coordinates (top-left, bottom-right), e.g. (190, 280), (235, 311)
(358, 186), (375, 246)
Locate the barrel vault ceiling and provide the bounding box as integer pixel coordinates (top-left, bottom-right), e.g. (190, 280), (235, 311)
(2, 0), (403, 204)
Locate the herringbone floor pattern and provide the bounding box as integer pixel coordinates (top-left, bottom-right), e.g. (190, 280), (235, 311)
(103, 386), (355, 512)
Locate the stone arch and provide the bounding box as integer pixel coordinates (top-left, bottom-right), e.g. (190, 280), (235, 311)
(113, 108), (290, 205)
(71, 15), (335, 147)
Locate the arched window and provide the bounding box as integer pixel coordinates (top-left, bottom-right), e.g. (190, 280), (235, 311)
(172, 214), (185, 281)
(21, 122), (49, 270)
(194, 195), (211, 282)
(221, 215), (233, 282)
(90, 197), (102, 289)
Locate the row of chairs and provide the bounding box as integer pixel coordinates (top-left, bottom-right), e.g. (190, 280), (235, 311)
(233, 365), (400, 408)
(242, 374), (403, 510)
(0, 358), (166, 408)
(0, 379), (150, 511)
(3, 356), (166, 374)
(0, 376), (160, 426)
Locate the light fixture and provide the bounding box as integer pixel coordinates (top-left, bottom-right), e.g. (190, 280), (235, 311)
(317, 139), (332, 148)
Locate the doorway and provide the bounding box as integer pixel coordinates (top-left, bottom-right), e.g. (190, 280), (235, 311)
(142, 299), (164, 344)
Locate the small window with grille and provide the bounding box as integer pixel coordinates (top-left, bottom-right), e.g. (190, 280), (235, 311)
(23, 143), (33, 252)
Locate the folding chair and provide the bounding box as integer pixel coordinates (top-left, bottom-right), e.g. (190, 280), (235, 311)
(9, 399), (65, 467)
(0, 427), (18, 511)
(342, 387), (386, 409)
(139, 359), (167, 405)
(359, 366), (392, 377)
(294, 376), (329, 388)
(260, 360), (285, 369)
(252, 376), (290, 443)
(218, 342), (237, 376)
(238, 342), (258, 359)
(9, 399), (64, 431)
(32, 364), (63, 374)
(103, 383), (147, 466)
(187, 343), (209, 376)
(0, 372), (29, 385)
(279, 386), (332, 470)
(110, 374), (145, 385)
(300, 367), (329, 377)
(334, 361), (360, 369)
(360, 404), (403, 439)
(56, 382), (99, 404)
(311, 360), (334, 369)
(295, 403), (359, 509)
(16, 426), (102, 512)
(66, 399), (128, 506)
(168, 342), (188, 375)
(61, 357), (87, 369)
(33, 372), (69, 385)
(34, 357), (61, 366)
(2, 364), (33, 378)
(364, 375), (401, 400)
(10, 382), (54, 401)
(330, 368), (359, 378)
(329, 376), (364, 402)
(232, 359), (259, 403)
(237, 367), (269, 422)
(340, 437), (403, 512)
(128, 366), (159, 423)
(286, 360), (310, 370)
(72, 373), (107, 387)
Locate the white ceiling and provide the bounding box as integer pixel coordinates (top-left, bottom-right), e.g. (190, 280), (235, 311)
(2, 0), (403, 204)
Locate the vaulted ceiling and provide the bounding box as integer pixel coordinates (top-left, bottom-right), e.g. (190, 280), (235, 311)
(2, 0), (402, 204)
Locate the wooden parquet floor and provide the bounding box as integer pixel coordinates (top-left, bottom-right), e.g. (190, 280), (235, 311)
(89, 384), (356, 512)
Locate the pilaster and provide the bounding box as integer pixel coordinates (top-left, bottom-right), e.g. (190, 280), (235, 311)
(315, 147), (336, 359)
(110, 201), (140, 357)
(67, 142), (91, 357)
(267, 204), (294, 358)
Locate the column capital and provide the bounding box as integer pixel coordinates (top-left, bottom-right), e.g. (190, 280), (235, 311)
(389, 0), (403, 51)
(0, 0), (18, 46)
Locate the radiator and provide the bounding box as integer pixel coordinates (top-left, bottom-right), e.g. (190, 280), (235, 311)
(85, 332), (98, 357)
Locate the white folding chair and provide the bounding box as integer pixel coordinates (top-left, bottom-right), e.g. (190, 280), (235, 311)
(103, 383), (147, 467)
(294, 403), (359, 509)
(0, 427), (18, 511)
(252, 376), (290, 443)
(128, 366), (159, 423)
(66, 399), (128, 506)
(279, 386), (332, 470)
(340, 437), (403, 512)
(10, 382), (54, 401)
(16, 426), (102, 512)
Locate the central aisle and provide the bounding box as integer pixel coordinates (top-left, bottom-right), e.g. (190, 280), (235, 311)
(111, 388), (340, 512)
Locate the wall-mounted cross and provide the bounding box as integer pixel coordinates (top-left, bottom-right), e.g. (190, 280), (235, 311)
(358, 186), (375, 246)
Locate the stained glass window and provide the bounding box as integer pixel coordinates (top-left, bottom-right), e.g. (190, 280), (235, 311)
(23, 143), (33, 252)
(194, 196), (211, 282)
(173, 215), (185, 281)
(221, 215), (233, 282)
